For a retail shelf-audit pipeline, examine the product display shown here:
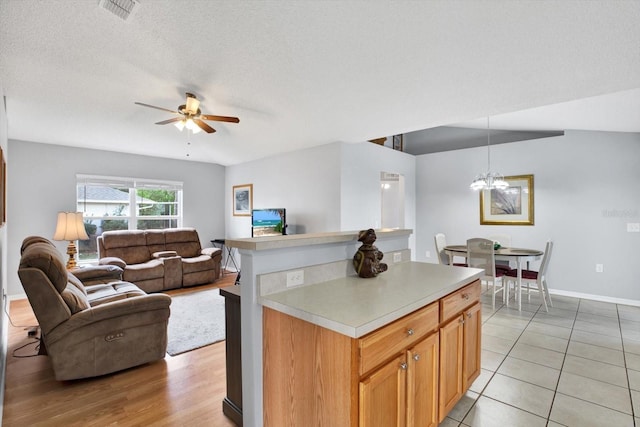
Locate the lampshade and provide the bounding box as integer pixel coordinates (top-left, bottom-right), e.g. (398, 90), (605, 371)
(53, 212), (89, 241)
(173, 118), (202, 134)
(53, 212), (88, 270)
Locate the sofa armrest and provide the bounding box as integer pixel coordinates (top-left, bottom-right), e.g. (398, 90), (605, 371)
(46, 294), (172, 344)
(202, 247), (221, 258)
(153, 250), (179, 259)
(99, 257), (127, 269)
(73, 265), (123, 285)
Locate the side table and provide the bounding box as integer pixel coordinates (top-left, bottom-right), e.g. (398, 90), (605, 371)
(211, 239), (239, 275)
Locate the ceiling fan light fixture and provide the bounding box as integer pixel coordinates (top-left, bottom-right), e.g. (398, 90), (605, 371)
(185, 118), (201, 134)
(185, 93), (200, 115)
(174, 120), (185, 131)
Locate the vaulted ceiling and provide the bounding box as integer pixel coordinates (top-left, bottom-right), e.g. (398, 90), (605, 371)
(1, 1), (639, 165)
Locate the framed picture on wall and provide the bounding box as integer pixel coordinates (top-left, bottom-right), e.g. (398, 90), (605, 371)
(480, 174), (534, 225)
(233, 183), (253, 216)
(392, 134), (403, 151)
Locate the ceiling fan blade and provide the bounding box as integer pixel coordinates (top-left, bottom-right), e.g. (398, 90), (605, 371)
(194, 119), (216, 133)
(200, 114), (240, 123)
(155, 117), (184, 125)
(134, 102), (180, 114)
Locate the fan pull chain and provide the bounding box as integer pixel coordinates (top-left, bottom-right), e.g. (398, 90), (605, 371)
(186, 128), (191, 157)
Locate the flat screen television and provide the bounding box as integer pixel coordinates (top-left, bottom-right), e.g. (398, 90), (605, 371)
(251, 208), (286, 237)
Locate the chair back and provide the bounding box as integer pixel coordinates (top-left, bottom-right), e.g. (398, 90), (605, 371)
(434, 233), (448, 265)
(538, 240), (553, 277)
(18, 239), (75, 335)
(467, 238), (497, 278)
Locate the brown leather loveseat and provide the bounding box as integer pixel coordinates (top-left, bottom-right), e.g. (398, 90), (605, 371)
(97, 228), (221, 294)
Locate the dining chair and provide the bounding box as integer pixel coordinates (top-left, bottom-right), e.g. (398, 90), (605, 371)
(467, 238), (506, 309)
(434, 233), (467, 266)
(505, 240), (553, 312)
(488, 233), (512, 274)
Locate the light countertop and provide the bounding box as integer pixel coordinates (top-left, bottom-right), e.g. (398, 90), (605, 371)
(259, 261), (483, 338)
(225, 228), (412, 251)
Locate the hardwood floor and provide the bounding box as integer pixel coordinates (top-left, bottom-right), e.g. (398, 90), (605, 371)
(2, 273), (239, 427)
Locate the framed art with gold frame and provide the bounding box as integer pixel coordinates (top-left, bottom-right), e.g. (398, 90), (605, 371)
(480, 174), (534, 225)
(232, 183), (253, 216)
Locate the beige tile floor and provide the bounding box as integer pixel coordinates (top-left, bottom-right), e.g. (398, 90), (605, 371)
(440, 286), (640, 427)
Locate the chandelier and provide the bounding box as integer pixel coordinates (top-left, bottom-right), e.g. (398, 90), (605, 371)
(469, 117), (509, 191)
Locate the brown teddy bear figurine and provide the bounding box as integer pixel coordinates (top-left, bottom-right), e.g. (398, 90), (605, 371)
(353, 229), (388, 278)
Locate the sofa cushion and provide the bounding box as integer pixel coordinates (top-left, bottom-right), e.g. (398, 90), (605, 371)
(61, 283), (90, 313)
(67, 273), (87, 295)
(164, 228), (201, 258)
(145, 230), (166, 255)
(21, 236), (55, 254)
(181, 254), (217, 274)
(101, 230), (151, 264)
(86, 281), (146, 306)
(20, 242), (68, 293)
(123, 259), (164, 282)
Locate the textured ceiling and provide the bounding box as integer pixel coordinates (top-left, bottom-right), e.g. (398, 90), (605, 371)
(1, 1), (639, 165)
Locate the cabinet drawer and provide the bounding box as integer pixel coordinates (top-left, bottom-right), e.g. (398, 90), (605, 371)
(440, 280), (481, 323)
(359, 302), (438, 376)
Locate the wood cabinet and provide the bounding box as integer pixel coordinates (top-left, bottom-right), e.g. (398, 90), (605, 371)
(359, 354), (407, 427)
(359, 303), (439, 427)
(263, 279), (480, 427)
(438, 281), (482, 423)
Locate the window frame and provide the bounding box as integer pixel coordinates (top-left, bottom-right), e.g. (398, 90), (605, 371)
(76, 174), (183, 262)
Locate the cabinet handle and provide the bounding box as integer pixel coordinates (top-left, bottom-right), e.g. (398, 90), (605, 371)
(467, 312), (473, 319)
(459, 317), (464, 324)
(413, 354), (420, 362)
(407, 328), (415, 336)
(400, 363), (408, 370)
(462, 293), (470, 300)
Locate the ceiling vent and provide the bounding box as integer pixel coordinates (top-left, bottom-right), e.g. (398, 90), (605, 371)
(99, 0), (139, 21)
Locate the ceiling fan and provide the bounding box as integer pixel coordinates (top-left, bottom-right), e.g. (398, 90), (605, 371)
(135, 92), (239, 134)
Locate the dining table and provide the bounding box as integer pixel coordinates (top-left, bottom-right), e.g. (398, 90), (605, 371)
(443, 244), (544, 311)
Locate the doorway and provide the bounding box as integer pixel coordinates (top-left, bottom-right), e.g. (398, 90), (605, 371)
(380, 172), (405, 229)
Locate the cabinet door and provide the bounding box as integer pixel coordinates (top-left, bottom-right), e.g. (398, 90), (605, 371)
(438, 314), (463, 422)
(360, 354), (407, 427)
(463, 302), (482, 390)
(407, 332), (439, 427)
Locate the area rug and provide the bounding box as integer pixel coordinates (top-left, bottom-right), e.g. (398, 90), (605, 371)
(166, 288), (226, 356)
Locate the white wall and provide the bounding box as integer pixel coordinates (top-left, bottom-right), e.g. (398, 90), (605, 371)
(225, 143), (343, 239)
(225, 141), (418, 255)
(7, 140), (226, 296)
(340, 142), (416, 238)
(416, 130), (640, 302)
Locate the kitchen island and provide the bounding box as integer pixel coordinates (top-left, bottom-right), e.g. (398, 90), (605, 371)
(261, 261), (483, 426)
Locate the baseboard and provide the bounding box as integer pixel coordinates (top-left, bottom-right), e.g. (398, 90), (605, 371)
(549, 288), (640, 307)
(7, 293), (26, 302)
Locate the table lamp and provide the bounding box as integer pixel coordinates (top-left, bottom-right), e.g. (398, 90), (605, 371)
(53, 212), (89, 270)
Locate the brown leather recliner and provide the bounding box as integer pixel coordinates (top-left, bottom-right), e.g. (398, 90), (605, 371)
(18, 236), (172, 381)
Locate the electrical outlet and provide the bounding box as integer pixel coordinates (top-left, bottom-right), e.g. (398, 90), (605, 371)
(596, 264), (604, 273)
(286, 270), (304, 287)
(425, 251), (431, 258)
(393, 252), (402, 263)
(627, 223), (640, 232)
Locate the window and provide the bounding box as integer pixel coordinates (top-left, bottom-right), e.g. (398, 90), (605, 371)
(77, 175), (183, 262)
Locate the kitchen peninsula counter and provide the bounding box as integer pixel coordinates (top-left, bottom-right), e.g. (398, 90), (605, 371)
(262, 261), (485, 426)
(259, 261), (484, 338)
